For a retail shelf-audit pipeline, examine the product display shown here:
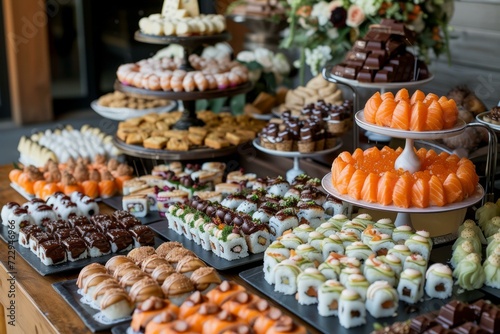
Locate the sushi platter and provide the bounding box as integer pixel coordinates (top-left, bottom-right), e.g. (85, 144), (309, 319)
(149, 220), (265, 271)
(240, 265), (487, 334)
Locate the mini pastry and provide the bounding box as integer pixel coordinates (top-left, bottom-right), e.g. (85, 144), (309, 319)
(77, 263), (107, 289)
(155, 241), (183, 258)
(127, 246), (156, 265)
(129, 277), (164, 304)
(100, 288), (134, 320)
(119, 269), (149, 292)
(131, 296), (180, 332)
(105, 255), (135, 275)
(151, 263), (176, 285)
(141, 254), (170, 275)
(189, 267), (221, 291)
(175, 256), (206, 274)
(206, 281), (245, 305)
(161, 272), (195, 296)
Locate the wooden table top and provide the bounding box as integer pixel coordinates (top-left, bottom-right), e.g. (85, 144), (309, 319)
(0, 164), (320, 334)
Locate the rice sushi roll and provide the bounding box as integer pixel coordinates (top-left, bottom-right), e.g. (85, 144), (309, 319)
(392, 225), (415, 244)
(315, 222), (338, 237)
(73, 193), (100, 217)
(296, 201), (325, 229)
(289, 254), (316, 271)
(387, 244), (412, 264)
(273, 259), (302, 295)
(206, 223), (221, 256)
(374, 218), (395, 236)
(341, 221), (365, 238)
(38, 240), (67, 266)
(367, 234), (395, 256)
(326, 214), (349, 231)
(295, 244), (323, 264)
(267, 177), (290, 197)
(266, 240), (291, 258)
(1, 202), (19, 226)
(269, 208), (299, 240)
(279, 233), (303, 250)
(221, 192), (246, 210)
(7, 207), (34, 233)
(483, 253), (500, 289)
(318, 256), (342, 280)
(217, 226), (249, 260)
(236, 196), (259, 215)
(21, 198), (45, 214)
(405, 235), (432, 261)
(344, 274), (369, 300)
(322, 195), (346, 216)
(321, 234), (345, 260)
(351, 213), (374, 228)
(361, 225), (381, 245)
(378, 254), (403, 278)
(264, 252), (288, 285)
(397, 268), (424, 304)
(307, 231), (325, 251)
(296, 268), (327, 305)
(317, 279), (344, 316)
(424, 263), (453, 299)
(339, 267), (362, 286)
(366, 280), (399, 318)
(242, 220), (271, 254)
(252, 206), (276, 224)
(18, 225), (42, 248)
(292, 224), (315, 243)
(338, 289), (366, 329)
(345, 241), (374, 262)
(337, 231), (360, 248)
(403, 254), (428, 277)
(363, 256), (397, 287)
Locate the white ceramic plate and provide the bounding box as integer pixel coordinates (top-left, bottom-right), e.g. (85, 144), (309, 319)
(253, 138), (343, 158)
(91, 100), (176, 121)
(476, 112), (500, 131)
(355, 111), (467, 139)
(325, 73), (434, 89)
(322, 172), (484, 214)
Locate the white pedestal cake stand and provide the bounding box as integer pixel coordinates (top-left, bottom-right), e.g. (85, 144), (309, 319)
(322, 110), (485, 227)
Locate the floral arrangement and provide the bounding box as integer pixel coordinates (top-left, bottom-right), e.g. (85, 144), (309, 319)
(280, 0), (455, 78)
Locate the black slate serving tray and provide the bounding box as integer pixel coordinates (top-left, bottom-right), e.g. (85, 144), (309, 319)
(149, 220), (264, 271)
(102, 196), (164, 225)
(239, 266), (486, 334)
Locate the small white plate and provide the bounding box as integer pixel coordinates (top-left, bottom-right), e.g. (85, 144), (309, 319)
(91, 100), (176, 121)
(476, 112), (500, 131)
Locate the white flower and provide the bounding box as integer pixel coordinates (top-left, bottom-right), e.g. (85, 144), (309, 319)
(254, 48), (274, 72)
(311, 1), (332, 26)
(272, 53), (291, 75)
(305, 45), (332, 76)
(202, 42), (232, 59)
(236, 51), (256, 63)
(154, 44), (184, 59)
(201, 46), (218, 59)
(327, 28), (339, 39)
(354, 0), (384, 16)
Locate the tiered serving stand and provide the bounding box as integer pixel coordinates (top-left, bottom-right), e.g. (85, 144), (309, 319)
(112, 31), (253, 160)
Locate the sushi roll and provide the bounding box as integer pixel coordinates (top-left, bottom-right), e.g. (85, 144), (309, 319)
(405, 234), (432, 261)
(129, 225), (156, 248)
(289, 254), (315, 271)
(160, 272), (195, 297)
(105, 229), (134, 253)
(320, 234), (345, 260)
(414, 230), (433, 247)
(315, 222), (338, 237)
(317, 279), (344, 316)
(403, 253), (428, 277)
(296, 268), (327, 305)
(187, 213), (207, 245)
(38, 240), (67, 265)
(453, 253), (486, 290)
(266, 316), (307, 334)
(53, 199), (81, 221)
(131, 296), (179, 332)
(141, 255), (169, 275)
(7, 207), (34, 233)
(392, 225), (415, 244)
(267, 177), (290, 197)
(77, 263), (107, 289)
(206, 223), (221, 256)
(129, 277), (164, 304)
(345, 241), (374, 262)
(299, 186), (326, 206)
(387, 244), (411, 264)
(122, 194), (149, 218)
(217, 226), (249, 261)
(236, 196), (259, 215)
(292, 224), (315, 243)
(338, 289), (366, 329)
(221, 192), (247, 210)
(84, 232), (112, 257)
(337, 230), (360, 248)
(252, 205), (277, 225)
(326, 214), (349, 231)
(374, 218), (395, 236)
(73, 193), (100, 217)
(458, 219), (487, 244)
(363, 256), (397, 287)
(206, 281), (246, 305)
(273, 259), (302, 295)
(268, 208), (299, 240)
(360, 225), (381, 245)
(322, 195), (347, 216)
(367, 234), (395, 256)
(339, 255), (362, 270)
(452, 228), (482, 254)
(366, 280), (399, 318)
(151, 264), (176, 286)
(295, 244), (323, 264)
(264, 252), (288, 285)
(341, 221), (366, 238)
(82, 272), (113, 299)
(307, 231), (325, 251)
(351, 213), (374, 228)
(265, 240), (291, 258)
(1, 202), (20, 225)
(241, 220), (271, 254)
(18, 225), (42, 248)
(179, 211), (195, 240)
(296, 201), (326, 229)
(425, 263), (453, 299)
(279, 233), (303, 250)
(21, 198), (45, 213)
(397, 268), (424, 304)
(45, 191), (66, 208)
(344, 273), (369, 300)
(62, 236), (88, 262)
(483, 253), (500, 289)
(339, 267), (362, 286)
(29, 231), (52, 255)
(486, 233), (500, 258)
(196, 221), (213, 252)
(91, 278), (122, 307)
(29, 204), (57, 227)
(378, 254), (403, 278)
(450, 240), (477, 268)
(100, 288), (134, 320)
(318, 255), (342, 280)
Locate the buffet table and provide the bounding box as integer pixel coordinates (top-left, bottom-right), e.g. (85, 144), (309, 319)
(0, 163), (324, 334)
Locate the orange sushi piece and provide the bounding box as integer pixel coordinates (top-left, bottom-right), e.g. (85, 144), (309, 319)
(423, 93), (439, 107)
(364, 92), (383, 124)
(429, 175), (446, 207)
(410, 90), (426, 104)
(377, 171), (399, 205)
(393, 172), (413, 208)
(445, 154), (460, 165)
(332, 158), (347, 185)
(439, 99), (458, 129)
(425, 100), (444, 130)
(410, 100), (427, 131)
(381, 91), (395, 100)
(33, 180), (47, 198)
(81, 180), (100, 199)
(347, 169), (368, 200)
(335, 164), (356, 194)
(456, 163), (476, 195)
(395, 88), (410, 103)
(443, 173), (464, 203)
(411, 173), (430, 208)
(338, 151), (356, 164)
(40, 182), (61, 200)
(8, 169), (22, 184)
(351, 148), (364, 164)
(376, 97), (397, 127)
(391, 99), (411, 130)
(361, 173), (380, 203)
(98, 179), (117, 199)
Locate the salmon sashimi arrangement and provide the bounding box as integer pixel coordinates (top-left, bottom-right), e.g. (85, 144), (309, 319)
(363, 89), (459, 131)
(331, 146), (479, 208)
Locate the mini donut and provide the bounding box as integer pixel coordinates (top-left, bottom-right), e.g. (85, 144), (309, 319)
(160, 73), (173, 91)
(182, 72), (196, 92)
(194, 72), (208, 92)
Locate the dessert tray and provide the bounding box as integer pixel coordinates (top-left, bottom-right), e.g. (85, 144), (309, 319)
(239, 263), (487, 334)
(90, 100), (176, 121)
(148, 221), (264, 271)
(476, 111), (500, 131)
